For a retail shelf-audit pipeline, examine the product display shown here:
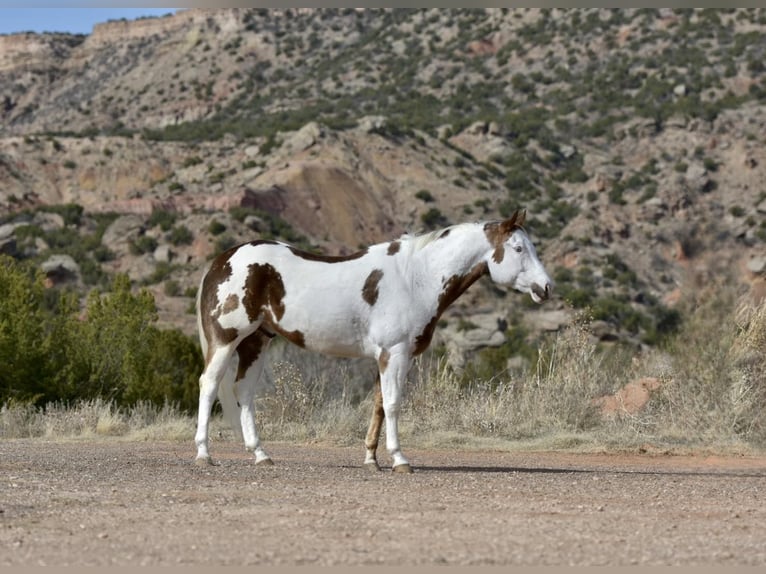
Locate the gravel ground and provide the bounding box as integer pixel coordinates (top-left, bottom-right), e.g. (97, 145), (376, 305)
(1, 439), (765, 566)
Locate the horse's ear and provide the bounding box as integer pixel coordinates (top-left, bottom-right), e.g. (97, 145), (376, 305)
(502, 209), (526, 233)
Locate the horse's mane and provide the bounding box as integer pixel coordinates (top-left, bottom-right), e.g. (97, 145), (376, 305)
(398, 222), (475, 252)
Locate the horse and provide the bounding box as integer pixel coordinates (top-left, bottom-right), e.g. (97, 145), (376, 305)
(194, 209), (553, 473)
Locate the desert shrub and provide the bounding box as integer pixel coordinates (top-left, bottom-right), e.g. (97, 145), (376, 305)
(460, 322), (538, 383)
(213, 234), (238, 256)
(421, 207), (449, 229)
(229, 208), (310, 248)
(145, 261), (176, 285)
(638, 288), (766, 446)
(0, 261), (201, 412)
(129, 235), (158, 255)
(164, 279), (181, 297)
(182, 155), (203, 167)
(167, 224), (194, 246)
(415, 189), (435, 202)
(148, 209), (177, 231)
(40, 203), (84, 226)
(404, 319), (624, 443)
(56, 274), (201, 410)
(251, 351), (371, 443)
(208, 219), (227, 235)
(119, 327), (202, 410)
(0, 257), (58, 404)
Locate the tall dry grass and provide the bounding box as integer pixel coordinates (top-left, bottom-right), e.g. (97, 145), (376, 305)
(3, 286), (765, 454)
(0, 398), (197, 441)
(624, 286), (766, 450)
(400, 316), (634, 450)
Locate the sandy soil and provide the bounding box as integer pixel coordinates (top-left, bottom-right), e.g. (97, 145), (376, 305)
(1, 439), (765, 566)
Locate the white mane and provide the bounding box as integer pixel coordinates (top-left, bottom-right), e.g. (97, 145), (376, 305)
(399, 222), (478, 252)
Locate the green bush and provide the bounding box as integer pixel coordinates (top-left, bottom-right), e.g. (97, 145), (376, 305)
(41, 203), (84, 226)
(148, 209), (177, 231)
(168, 224), (194, 246)
(0, 260), (202, 412)
(415, 189), (435, 202)
(129, 235), (158, 255)
(0, 257), (57, 403)
(421, 207), (448, 229)
(208, 220), (227, 235)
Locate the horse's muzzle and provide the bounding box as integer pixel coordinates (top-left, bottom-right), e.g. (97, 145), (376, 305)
(531, 282), (552, 302)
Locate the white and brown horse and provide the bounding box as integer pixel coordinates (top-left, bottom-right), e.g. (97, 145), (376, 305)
(195, 209), (552, 472)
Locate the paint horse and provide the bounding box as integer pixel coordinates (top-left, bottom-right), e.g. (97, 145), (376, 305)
(195, 209), (553, 473)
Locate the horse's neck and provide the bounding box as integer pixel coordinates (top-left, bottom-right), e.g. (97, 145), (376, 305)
(409, 224), (490, 304)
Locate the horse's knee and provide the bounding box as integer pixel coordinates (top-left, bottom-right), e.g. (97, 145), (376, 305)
(382, 400), (401, 417)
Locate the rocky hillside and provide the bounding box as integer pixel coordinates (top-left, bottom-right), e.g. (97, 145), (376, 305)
(2, 8), (766, 371)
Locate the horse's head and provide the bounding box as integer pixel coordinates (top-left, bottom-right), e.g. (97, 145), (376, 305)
(485, 210), (553, 304)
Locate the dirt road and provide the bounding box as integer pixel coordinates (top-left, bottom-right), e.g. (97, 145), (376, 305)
(1, 439), (765, 566)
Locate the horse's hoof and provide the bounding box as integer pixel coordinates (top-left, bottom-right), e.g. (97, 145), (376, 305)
(392, 463), (413, 474)
(256, 457), (275, 467)
(195, 456), (215, 467)
(364, 461), (382, 472)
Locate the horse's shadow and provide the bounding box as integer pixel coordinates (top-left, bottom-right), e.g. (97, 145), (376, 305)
(415, 465), (587, 474)
(386, 465), (766, 478)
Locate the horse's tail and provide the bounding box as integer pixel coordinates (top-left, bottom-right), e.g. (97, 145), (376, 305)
(196, 269), (243, 441)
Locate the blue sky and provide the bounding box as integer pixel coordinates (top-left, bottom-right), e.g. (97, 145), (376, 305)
(0, 8), (178, 35)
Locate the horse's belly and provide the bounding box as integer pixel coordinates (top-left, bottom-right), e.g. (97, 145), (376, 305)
(275, 306), (372, 359)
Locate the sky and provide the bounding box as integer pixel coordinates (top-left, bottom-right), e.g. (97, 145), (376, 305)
(0, 8), (178, 35)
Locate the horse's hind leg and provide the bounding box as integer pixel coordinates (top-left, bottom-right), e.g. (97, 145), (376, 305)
(364, 373), (385, 471)
(195, 345), (236, 465)
(235, 330), (274, 466)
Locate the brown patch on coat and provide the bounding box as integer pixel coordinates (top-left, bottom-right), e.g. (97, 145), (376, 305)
(387, 241), (401, 256)
(235, 330), (270, 381)
(243, 262), (287, 323)
(362, 269), (384, 306)
(274, 327), (306, 348)
(221, 293), (239, 314)
(412, 262), (489, 355)
(378, 348), (390, 374)
(484, 209), (526, 264)
(199, 247), (240, 353)
(241, 261), (307, 348)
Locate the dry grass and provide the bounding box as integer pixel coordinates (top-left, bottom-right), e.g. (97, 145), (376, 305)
(400, 318), (633, 452)
(3, 287), (765, 455)
(623, 289), (766, 451)
(0, 398), (199, 442)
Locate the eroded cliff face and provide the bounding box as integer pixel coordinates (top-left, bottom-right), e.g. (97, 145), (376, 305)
(0, 33), (74, 70)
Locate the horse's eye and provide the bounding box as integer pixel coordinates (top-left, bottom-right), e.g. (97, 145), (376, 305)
(514, 246), (523, 253)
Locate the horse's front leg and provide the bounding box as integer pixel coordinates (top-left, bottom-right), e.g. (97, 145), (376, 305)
(364, 373), (385, 471)
(380, 351), (414, 473)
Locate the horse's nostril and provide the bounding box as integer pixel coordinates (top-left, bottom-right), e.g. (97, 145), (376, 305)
(532, 282), (552, 301)
(532, 283), (547, 301)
